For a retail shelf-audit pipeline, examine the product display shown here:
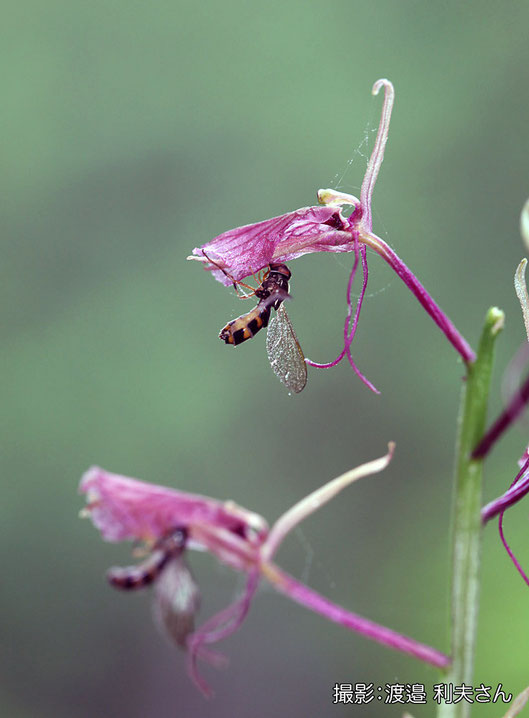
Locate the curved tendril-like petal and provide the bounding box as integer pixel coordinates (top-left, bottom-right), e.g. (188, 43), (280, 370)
(515, 259), (529, 341)
(482, 457), (529, 586)
(343, 244), (380, 394)
(304, 241), (361, 370)
(360, 79), (395, 231)
(187, 570), (261, 697)
(344, 234), (361, 338)
(305, 349), (346, 369)
(345, 346), (380, 394)
(261, 562), (450, 670)
(305, 240), (379, 393)
(481, 457), (529, 522)
(498, 510), (529, 587)
(262, 444), (395, 562)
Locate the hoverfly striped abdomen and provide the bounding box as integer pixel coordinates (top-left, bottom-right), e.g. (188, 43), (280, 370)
(219, 263), (291, 346)
(107, 527), (187, 591)
(219, 305), (272, 345)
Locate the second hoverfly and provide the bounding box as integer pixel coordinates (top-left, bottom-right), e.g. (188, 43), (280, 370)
(218, 263), (307, 394)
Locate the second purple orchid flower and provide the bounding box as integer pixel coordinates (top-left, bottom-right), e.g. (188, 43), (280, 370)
(80, 445), (450, 697)
(189, 79), (475, 393)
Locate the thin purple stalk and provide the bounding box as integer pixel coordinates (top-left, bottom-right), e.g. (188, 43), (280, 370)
(305, 239), (361, 369)
(187, 570), (260, 696)
(265, 562), (449, 670)
(344, 232), (361, 339)
(344, 243), (379, 393)
(481, 453), (529, 588)
(306, 350), (348, 369)
(473, 371), (529, 459)
(481, 456), (529, 522)
(306, 235), (379, 393)
(498, 510), (529, 587)
(481, 454), (529, 586)
(363, 231), (476, 365)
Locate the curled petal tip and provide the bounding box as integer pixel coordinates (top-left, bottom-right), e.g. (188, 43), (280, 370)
(372, 78), (394, 97)
(317, 188), (360, 208)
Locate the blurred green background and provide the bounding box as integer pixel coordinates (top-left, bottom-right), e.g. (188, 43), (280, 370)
(2, 1), (529, 716)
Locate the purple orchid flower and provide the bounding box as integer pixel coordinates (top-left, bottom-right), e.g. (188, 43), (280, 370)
(80, 445), (449, 697)
(189, 79), (475, 392)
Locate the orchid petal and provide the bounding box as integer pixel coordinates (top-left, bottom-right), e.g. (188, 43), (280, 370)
(360, 79), (395, 231)
(262, 444), (394, 561)
(191, 205), (350, 285)
(79, 467), (268, 562)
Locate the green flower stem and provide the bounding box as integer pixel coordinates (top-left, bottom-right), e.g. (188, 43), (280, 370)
(438, 307), (504, 718)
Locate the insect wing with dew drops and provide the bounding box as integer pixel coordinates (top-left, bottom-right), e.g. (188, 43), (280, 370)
(210, 259), (307, 392)
(266, 303), (307, 394)
(153, 554), (201, 650)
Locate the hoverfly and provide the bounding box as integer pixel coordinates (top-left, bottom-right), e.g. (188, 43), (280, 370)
(210, 257), (307, 394)
(107, 527), (187, 590)
(219, 263), (291, 345)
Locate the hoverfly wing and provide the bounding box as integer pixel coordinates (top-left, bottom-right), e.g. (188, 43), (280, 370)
(266, 303), (307, 394)
(152, 556), (200, 649)
(260, 287), (290, 311)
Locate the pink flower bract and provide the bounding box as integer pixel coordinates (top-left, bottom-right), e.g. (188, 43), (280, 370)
(193, 205), (351, 286)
